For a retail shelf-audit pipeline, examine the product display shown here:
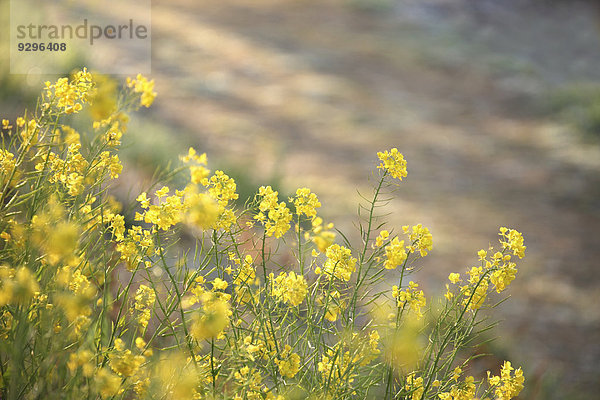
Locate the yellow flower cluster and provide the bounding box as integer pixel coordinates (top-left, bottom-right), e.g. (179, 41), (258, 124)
(34, 138), (122, 197)
(293, 187), (321, 218)
(0, 149), (16, 179)
(29, 199), (80, 265)
(461, 266), (489, 310)
(185, 190), (220, 230)
(95, 368), (122, 399)
(109, 339), (146, 378)
(383, 236), (407, 270)
(375, 229), (389, 247)
(274, 345), (301, 378)
(402, 224), (433, 257)
(230, 254), (256, 287)
(35, 143), (89, 196)
(444, 228), (525, 308)
(202, 170), (238, 231)
(487, 361), (525, 400)
(204, 170), (239, 205)
(393, 281), (426, 319)
(270, 271), (308, 307)
(499, 227), (526, 259)
(190, 291), (232, 341)
(377, 148), (407, 180)
(1, 119), (12, 131)
(404, 373), (424, 400)
(311, 217), (336, 253)
(104, 120), (124, 147)
(134, 285), (156, 329)
(361, 330), (381, 366)
(317, 244), (357, 281)
(318, 346), (355, 387)
(438, 375), (477, 400)
(67, 349), (94, 377)
(137, 186), (186, 231)
(114, 223), (154, 271)
(0, 266), (39, 306)
(126, 74), (156, 108)
(55, 266), (96, 337)
(255, 186), (292, 238)
(44, 68), (95, 114)
(180, 147), (210, 184)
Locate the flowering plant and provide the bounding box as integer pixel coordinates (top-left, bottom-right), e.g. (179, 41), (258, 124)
(0, 70), (524, 399)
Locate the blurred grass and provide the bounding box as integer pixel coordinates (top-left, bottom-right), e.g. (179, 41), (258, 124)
(541, 83), (600, 141)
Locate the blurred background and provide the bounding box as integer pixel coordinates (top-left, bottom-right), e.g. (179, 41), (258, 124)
(2, 0), (600, 398)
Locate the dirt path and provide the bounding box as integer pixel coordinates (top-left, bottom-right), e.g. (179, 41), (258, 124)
(82, 0), (600, 397)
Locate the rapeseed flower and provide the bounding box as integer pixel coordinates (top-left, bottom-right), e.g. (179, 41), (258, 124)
(488, 361), (525, 400)
(499, 227), (526, 259)
(134, 285), (156, 329)
(383, 237), (407, 269)
(402, 224), (433, 257)
(293, 187), (321, 218)
(271, 271), (308, 306)
(393, 281), (426, 319)
(275, 345), (301, 378)
(377, 148), (407, 180)
(319, 244), (357, 281)
(127, 74), (156, 107)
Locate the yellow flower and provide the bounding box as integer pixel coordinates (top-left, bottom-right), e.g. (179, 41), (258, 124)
(109, 349), (145, 377)
(190, 292), (232, 341)
(487, 361), (525, 400)
(405, 373), (424, 400)
(463, 279), (488, 310)
(110, 214), (126, 241)
(293, 187), (321, 218)
(403, 224), (433, 257)
(212, 277), (228, 291)
(45, 68), (95, 114)
(134, 285), (156, 329)
(127, 73), (156, 107)
(311, 217), (336, 252)
(255, 186), (292, 238)
(452, 366), (462, 381)
(490, 261), (518, 293)
(205, 171), (239, 206)
(232, 254), (255, 287)
(448, 273), (461, 284)
(0, 266), (39, 306)
(358, 330), (381, 366)
(137, 192), (150, 209)
(318, 290), (345, 322)
(155, 186), (170, 198)
(0, 149), (16, 177)
(383, 236), (407, 269)
(499, 227), (526, 259)
(95, 368), (122, 399)
(271, 271), (308, 306)
(275, 345), (301, 378)
(190, 165), (210, 184)
(375, 230), (389, 247)
(377, 148), (407, 180)
(321, 244), (357, 281)
(393, 281), (426, 319)
(185, 191), (220, 230)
